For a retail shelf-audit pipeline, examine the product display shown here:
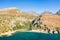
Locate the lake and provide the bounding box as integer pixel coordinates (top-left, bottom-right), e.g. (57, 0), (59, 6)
(0, 32), (60, 40)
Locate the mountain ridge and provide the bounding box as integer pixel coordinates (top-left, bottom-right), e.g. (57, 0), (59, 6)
(0, 7), (36, 34)
(32, 12), (60, 34)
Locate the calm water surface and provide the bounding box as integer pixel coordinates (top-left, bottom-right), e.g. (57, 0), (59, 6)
(0, 32), (60, 40)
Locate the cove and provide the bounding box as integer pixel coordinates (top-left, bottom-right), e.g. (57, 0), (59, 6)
(0, 32), (60, 40)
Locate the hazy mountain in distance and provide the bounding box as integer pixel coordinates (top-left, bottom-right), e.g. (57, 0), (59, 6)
(26, 11), (39, 16)
(41, 11), (53, 15)
(56, 10), (60, 15)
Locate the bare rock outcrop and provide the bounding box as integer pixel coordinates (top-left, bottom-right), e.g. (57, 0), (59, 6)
(32, 13), (60, 34)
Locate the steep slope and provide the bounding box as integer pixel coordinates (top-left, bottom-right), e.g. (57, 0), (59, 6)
(32, 13), (60, 34)
(0, 7), (36, 34)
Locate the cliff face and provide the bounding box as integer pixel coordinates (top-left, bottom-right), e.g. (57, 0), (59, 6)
(32, 13), (60, 33)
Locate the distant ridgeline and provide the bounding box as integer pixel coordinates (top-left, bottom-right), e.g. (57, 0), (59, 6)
(31, 10), (60, 34)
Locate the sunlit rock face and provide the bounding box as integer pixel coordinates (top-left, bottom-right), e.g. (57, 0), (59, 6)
(40, 13), (60, 29)
(32, 13), (60, 34)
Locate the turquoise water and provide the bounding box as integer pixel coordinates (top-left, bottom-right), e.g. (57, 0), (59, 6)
(0, 32), (60, 40)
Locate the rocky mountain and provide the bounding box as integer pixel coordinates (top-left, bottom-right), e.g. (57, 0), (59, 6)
(32, 12), (60, 34)
(0, 7), (36, 34)
(1, 7), (60, 34)
(56, 10), (60, 15)
(27, 11), (39, 16)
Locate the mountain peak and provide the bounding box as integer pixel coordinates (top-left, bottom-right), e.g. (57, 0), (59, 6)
(42, 11), (52, 14)
(27, 10), (39, 16)
(0, 7), (18, 11)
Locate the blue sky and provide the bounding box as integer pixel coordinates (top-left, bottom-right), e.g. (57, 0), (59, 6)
(0, 0), (60, 14)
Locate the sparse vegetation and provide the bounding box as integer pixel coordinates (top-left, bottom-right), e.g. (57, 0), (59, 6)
(0, 8), (36, 34)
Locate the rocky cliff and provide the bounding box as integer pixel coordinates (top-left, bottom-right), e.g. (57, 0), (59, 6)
(32, 13), (60, 34)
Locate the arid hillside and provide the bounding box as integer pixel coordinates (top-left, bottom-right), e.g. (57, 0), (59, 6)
(40, 13), (60, 30)
(0, 7), (36, 34)
(32, 12), (60, 33)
